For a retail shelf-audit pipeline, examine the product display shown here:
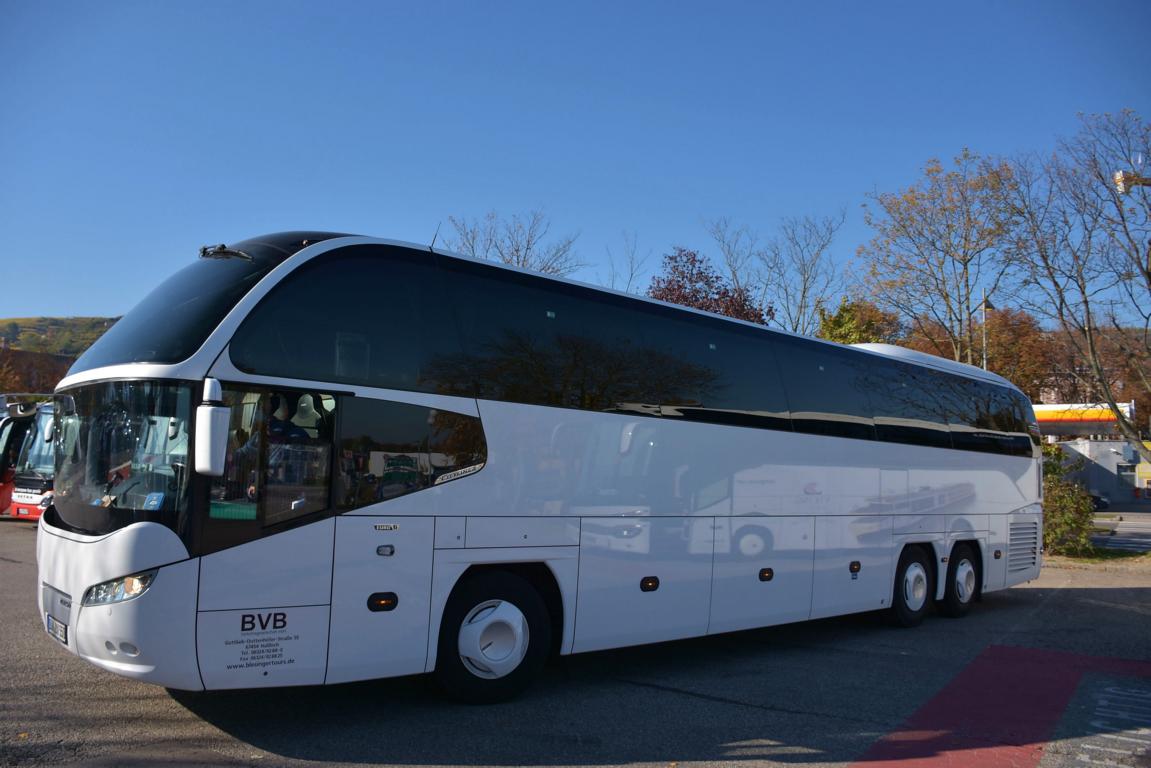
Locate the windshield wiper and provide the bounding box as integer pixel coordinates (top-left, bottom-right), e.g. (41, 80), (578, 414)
(199, 244), (252, 261)
(104, 479), (144, 510)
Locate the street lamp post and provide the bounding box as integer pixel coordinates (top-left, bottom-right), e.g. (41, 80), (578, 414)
(1114, 170), (1150, 194)
(979, 289), (995, 370)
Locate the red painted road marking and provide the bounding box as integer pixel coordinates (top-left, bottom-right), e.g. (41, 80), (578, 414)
(852, 645), (1151, 768)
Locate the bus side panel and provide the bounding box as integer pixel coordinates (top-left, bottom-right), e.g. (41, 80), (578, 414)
(196, 519), (334, 689)
(809, 515), (894, 620)
(985, 514), (1009, 592)
(708, 516), (815, 634)
(572, 517), (711, 653)
(326, 516), (434, 684)
(197, 519), (335, 610)
(197, 606), (330, 689)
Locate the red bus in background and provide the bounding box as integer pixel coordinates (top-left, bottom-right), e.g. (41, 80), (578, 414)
(0, 398), (42, 516)
(5, 401), (54, 521)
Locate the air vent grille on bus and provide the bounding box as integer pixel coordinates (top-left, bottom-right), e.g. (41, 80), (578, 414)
(1008, 521), (1040, 573)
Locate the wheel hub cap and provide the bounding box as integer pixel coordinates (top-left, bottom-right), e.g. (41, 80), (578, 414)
(904, 563), (928, 612)
(955, 559), (976, 603)
(457, 599), (529, 680)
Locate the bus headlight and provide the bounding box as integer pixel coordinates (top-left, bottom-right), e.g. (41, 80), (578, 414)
(82, 570), (158, 606)
(39, 493), (53, 509)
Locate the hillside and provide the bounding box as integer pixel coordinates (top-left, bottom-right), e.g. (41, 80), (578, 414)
(0, 317), (118, 357)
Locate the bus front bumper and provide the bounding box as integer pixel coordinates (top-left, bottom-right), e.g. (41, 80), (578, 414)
(36, 518), (204, 690)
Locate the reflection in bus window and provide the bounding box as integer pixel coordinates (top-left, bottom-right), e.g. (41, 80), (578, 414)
(335, 398), (487, 511)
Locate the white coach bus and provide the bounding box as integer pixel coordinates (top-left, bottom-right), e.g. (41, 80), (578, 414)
(37, 232), (1042, 702)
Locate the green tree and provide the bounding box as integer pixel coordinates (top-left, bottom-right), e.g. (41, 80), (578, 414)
(816, 298), (901, 345)
(1041, 444), (1095, 556)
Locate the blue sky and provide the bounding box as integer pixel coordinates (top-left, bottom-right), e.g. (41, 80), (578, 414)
(1, 0), (1148, 318)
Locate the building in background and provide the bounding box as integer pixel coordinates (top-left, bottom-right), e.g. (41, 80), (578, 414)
(1059, 439), (1148, 502)
(1034, 402), (1149, 503)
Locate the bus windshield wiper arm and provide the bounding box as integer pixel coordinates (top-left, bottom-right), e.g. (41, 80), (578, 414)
(105, 480), (143, 509)
(199, 244), (252, 261)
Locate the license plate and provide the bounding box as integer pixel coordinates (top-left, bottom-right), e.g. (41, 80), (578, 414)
(46, 614), (68, 644)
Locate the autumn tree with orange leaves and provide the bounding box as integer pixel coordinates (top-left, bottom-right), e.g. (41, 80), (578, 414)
(901, 308), (1054, 401)
(859, 149), (1015, 366)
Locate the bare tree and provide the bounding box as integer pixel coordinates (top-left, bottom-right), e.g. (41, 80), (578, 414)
(601, 230), (650, 294)
(1002, 110), (1151, 462)
(707, 212), (844, 336)
(760, 211), (845, 336)
(444, 210), (583, 276)
(859, 149), (1014, 364)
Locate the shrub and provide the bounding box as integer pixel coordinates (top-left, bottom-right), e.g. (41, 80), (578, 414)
(1043, 476), (1096, 555)
(1041, 444), (1096, 556)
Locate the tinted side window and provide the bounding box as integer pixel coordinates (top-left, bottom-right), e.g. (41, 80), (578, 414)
(441, 258), (789, 428)
(335, 398), (487, 510)
(777, 339), (876, 441)
(1015, 391), (1042, 454)
(991, 386), (1035, 457)
(647, 314), (790, 431)
(0, 418), (29, 474)
(442, 259), (668, 410)
(942, 379), (1032, 456)
(869, 360), (952, 449)
(231, 245), (467, 395)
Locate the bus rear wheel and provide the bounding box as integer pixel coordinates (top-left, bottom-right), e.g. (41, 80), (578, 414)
(890, 546), (932, 627)
(939, 543), (979, 618)
(435, 570), (551, 703)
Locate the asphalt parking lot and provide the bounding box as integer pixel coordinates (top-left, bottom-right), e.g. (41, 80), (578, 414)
(2, 519), (1149, 768)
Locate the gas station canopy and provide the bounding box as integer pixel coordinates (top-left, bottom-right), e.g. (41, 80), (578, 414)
(1033, 402), (1135, 437)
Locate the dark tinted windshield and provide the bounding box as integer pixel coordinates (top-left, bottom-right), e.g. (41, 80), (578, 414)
(69, 232), (352, 375)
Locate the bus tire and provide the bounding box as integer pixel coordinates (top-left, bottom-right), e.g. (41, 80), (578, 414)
(939, 543), (979, 618)
(890, 546), (932, 628)
(435, 570), (551, 703)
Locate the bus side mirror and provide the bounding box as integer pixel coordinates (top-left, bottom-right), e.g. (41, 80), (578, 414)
(195, 379), (230, 477)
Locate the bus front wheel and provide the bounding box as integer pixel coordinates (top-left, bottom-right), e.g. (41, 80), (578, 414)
(435, 570), (551, 703)
(890, 546), (932, 628)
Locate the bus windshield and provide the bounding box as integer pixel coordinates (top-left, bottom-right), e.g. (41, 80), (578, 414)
(68, 232), (348, 376)
(16, 407), (55, 477)
(52, 382), (192, 537)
